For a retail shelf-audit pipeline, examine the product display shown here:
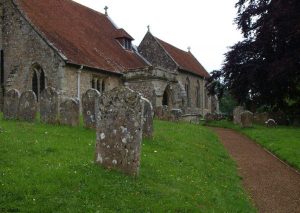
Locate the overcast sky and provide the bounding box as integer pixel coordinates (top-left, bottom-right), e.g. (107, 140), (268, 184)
(73, 0), (243, 72)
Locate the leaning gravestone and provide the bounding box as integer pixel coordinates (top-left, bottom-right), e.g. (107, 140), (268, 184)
(95, 87), (144, 176)
(233, 106), (244, 125)
(82, 89), (100, 129)
(40, 87), (59, 124)
(60, 98), (79, 126)
(142, 97), (153, 139)
(18, 90), (37, 122)
(240, 111), (254, 128)
(3, 89), (20, 120)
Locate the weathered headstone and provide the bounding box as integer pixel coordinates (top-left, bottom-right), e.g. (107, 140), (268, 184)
(40, 87), (59, 124)
(18, 90), (37, 122)
(204, 113), (215, 122)
(170, 108), (182, 121)
(3, 89), (20, 120)
(142, 98), (153, 139)
(95, 87), (144, 176)
(82, 89), (100, 129)
(60, 98), (79, 126)
(240, 111), (254, 128)
(265, 119), (277, 127)
(233, 106), (244, 125)
(253, 112), (269, 125)
(155, 106), (163, 119)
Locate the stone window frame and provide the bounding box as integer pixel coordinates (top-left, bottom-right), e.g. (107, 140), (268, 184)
(204, 90), (209, 109)
(30, 63), (46, 101)
(185, 77), (191, 107)
(91, 76), (107, 93)
(196, 80), (201, 108)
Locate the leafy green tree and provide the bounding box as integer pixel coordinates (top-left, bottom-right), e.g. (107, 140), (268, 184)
(207, 0), (300, 116)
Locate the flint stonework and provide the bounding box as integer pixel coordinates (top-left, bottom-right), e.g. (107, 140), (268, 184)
(18, 90), (37, 122)
(240, 111), (254, 128)
(40, 87), (59, 124)
(60, 98), (79, 126)
(82, 89), (100, 129)
(142, 98), (153, 139)
(3, 89), (20, 120)
(95, 87), (144, 176)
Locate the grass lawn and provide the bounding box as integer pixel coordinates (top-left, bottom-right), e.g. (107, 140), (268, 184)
(206, 120), (300, 171)
(0, 116), (255, 212)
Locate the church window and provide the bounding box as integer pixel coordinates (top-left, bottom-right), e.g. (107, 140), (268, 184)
(124, 39), (132, 50)
(91, 77), (106, 93)
(205, 91), (209, 109)
(196, 80), (201, 108)
(185, 77), (191, 107)
(31, 64), (45, 101)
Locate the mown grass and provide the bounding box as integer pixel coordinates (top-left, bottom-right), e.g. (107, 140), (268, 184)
(0, 115), (255, 212)
(206, 120), (300, 171)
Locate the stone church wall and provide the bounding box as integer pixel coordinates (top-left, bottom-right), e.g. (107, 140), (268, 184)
(138, 32), (178, 72)
(177, 71), (211, 115)
(63, 65), (122, 100)
(1, 0), (65, 94)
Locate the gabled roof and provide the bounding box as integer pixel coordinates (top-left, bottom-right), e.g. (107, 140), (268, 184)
(155, 37), (210, 78)
(15, 0), (148, 73)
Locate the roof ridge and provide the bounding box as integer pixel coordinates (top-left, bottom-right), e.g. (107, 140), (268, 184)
(69, 0), (106, 17)
(155, 37), (190, 55)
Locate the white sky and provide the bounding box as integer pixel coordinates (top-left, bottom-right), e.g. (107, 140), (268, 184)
(73, 0), (243, 72)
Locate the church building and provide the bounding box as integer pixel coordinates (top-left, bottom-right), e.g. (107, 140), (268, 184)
(0, 0), (218, 116)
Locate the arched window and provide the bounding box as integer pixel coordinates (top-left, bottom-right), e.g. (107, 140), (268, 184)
(31, 64), (45, 101)
(185, 78), (191, 107)
(162, 89), (169, 106)
(40, 70), (45, 93)
(102, 79), (106, 92)
(196, 80), (201, 108)
(97, 79), (101, 91)
(205, 90), (209, 109)
(32, 71), (38, 100)
(162, 85), (172, 108)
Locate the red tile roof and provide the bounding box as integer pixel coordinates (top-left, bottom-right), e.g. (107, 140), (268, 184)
(16, 0), (148, 73)
(155, 37), (210, 78)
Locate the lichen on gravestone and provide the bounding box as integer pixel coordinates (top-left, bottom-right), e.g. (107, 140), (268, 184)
(18, 90), (37, 122)
(59, 98), (79, 126)
(3, 89), (20, 120)
(82, 89), (100, 129)
(40, 87), (59, 124)
(95, 86), (144, 176)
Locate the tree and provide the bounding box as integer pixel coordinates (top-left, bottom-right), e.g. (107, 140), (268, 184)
(207, 0), (300, 116)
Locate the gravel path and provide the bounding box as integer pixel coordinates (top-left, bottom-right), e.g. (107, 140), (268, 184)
(212, 128), (300, 213)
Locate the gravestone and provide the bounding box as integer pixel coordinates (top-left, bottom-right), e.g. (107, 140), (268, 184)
(170, 108), (182, 121)
(240, 111), (254, 128)
(40, 87), (59, 124)
(233, 106), (244, 125)
(18, 90), (37, 122)
(60, 98), (79, 126)
(142, 98), (153, 139)
(95, 87), (144, 176)
(253, 112), (269, 125)
(3, 89), (20, 120)
(154, 106), (163, 119)
(82, 89), (100, 129)
(265, 119), (277, 127)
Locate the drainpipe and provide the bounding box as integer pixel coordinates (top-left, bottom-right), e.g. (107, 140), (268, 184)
(77, 66), (83, 101)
